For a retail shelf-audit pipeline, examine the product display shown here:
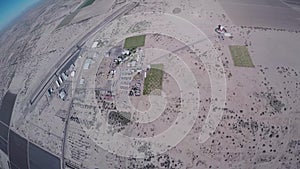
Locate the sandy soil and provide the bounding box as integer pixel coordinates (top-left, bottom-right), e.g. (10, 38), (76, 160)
(0, 0), (300, 168)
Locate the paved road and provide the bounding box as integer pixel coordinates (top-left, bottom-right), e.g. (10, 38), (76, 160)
(60, 2), (139, 169)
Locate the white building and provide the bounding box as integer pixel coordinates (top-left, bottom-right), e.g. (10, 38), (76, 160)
(70, 71), (75, 78)
(122, 49), (130, 56)
(58, 76), (63, 84)
(62, 72), (68, 80)
(59, 90), (67, 100)
(55, 80), (61, 88)
(92, 41), (98, 48)
(80, 78), (85, 85)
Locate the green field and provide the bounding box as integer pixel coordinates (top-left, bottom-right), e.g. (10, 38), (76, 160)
(229, 45), (254, 67)
(78, 0), (96, 9)
(124, 35), (146, 49)
(56, 11), (79, 29)
(143, 64), (164, 95)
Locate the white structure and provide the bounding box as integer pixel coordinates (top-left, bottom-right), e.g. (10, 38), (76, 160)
(59, 90), (67, 100)
(70, 71), (75, 78)
(110, 70), (116, 75)
(219, 25), (225, 31)
(62, 72), (68, 80)
(123, 57), (129, 62)
(122, 49), (130, 55)
(80, 78), (85, 85)
(50, 88), (54, 92)
(55, 80), (61, 88)
(58, 76), (63, 84)
(224, 32), (233, 38)
(92, 41), (98, 48)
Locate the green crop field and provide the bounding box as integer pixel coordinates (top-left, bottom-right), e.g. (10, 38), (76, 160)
(229, 45), (254, 67)
(79, 0), (96, 9)
(124, 35), (146, 49)
(143, 64), (164, 95)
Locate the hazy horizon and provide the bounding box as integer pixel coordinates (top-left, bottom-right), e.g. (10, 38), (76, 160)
(0, 0), (41, 30)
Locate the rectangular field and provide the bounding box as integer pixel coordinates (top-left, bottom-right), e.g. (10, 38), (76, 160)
(229, 45), (254, 67)
(9, 131), (29, 169)
(0, 91), (17, 126)
(29, 143), (61, 169)
(0, 137), (7, 154)
(143, 64), (164, 95)
(0, 122), (8, 141)
(124, 35), (146, 49)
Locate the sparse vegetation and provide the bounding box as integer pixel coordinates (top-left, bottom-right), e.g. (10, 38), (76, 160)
(56, 11), (80, 29)
(143, 64), (164, 95)
(124, 35), (146, 49)
(56, 0), (96, 29)
(229, 45), (254, 67)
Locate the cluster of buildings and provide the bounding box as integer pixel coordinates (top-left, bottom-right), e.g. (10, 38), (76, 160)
(107, 46), (147, 97)
(129, 82), (142, 96)
(47, 60), (77, 101)
(108, 49), (132, 77)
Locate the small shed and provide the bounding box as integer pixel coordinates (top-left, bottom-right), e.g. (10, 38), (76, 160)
(92, 41), (99, 48)
(59, 90), (67, 100)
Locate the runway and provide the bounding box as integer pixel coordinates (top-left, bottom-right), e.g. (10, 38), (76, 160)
(29, 2), (139, 107)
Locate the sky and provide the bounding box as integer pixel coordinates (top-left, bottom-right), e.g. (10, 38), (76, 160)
(0, 0), (41, 30)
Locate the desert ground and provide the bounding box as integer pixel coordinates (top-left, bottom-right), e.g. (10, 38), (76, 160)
(0, 0), (299, 169)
